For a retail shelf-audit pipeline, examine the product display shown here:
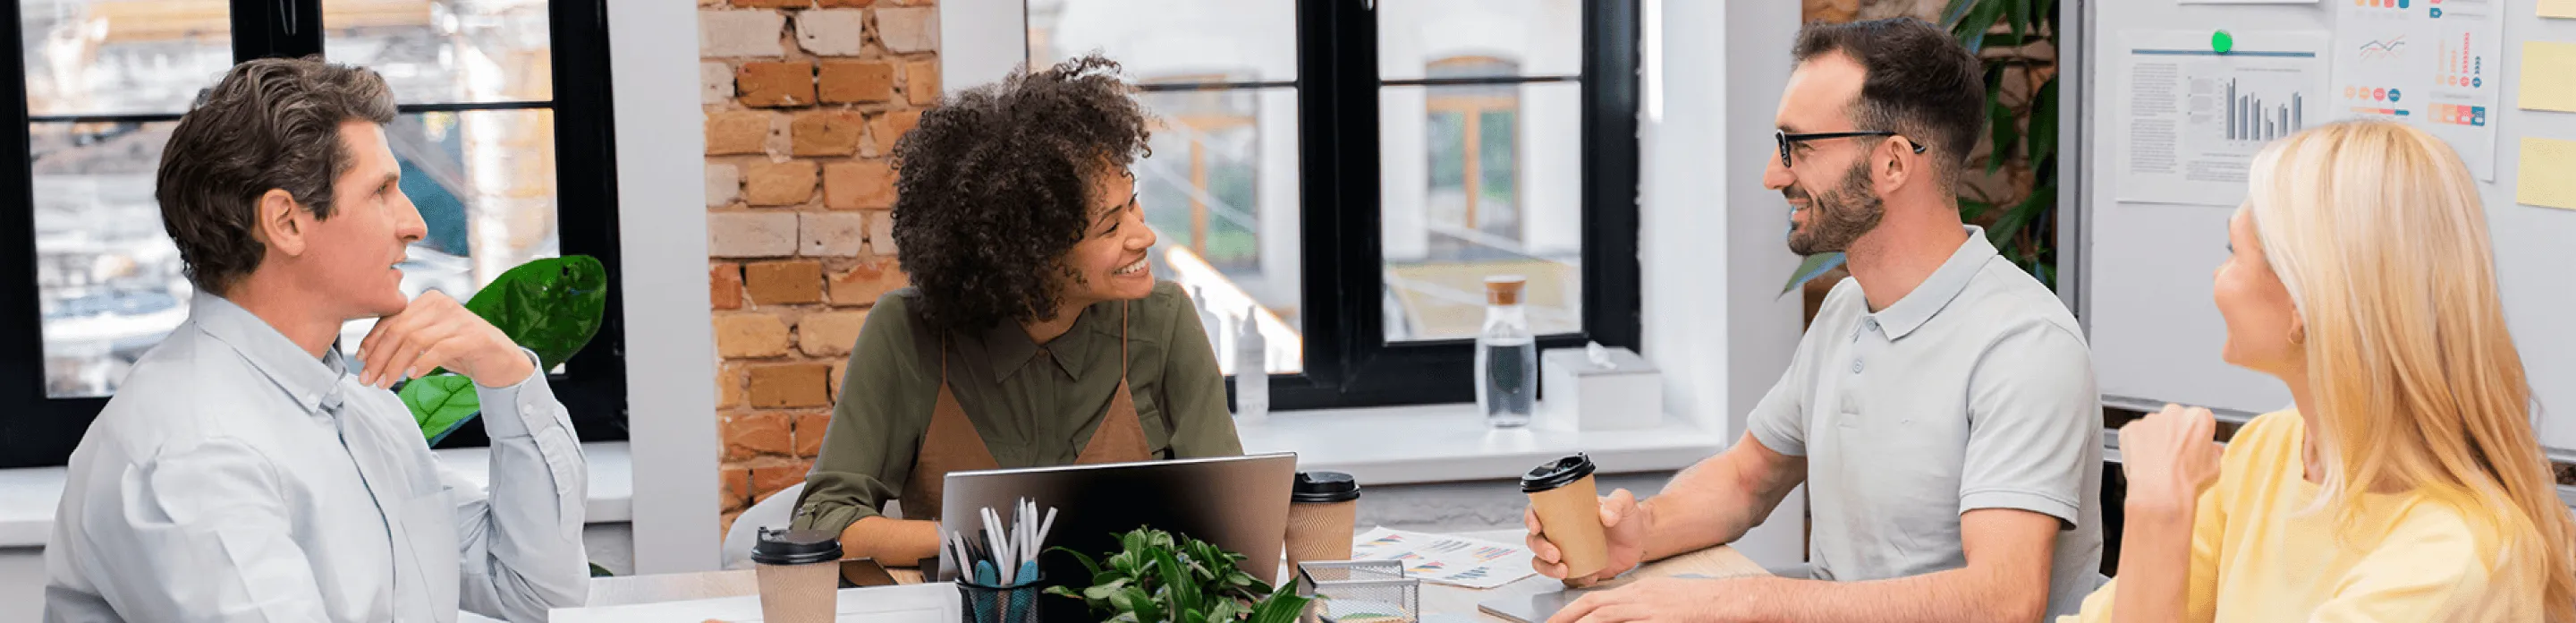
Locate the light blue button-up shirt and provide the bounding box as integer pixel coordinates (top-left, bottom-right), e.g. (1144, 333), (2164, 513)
(43, 293), (589, 622)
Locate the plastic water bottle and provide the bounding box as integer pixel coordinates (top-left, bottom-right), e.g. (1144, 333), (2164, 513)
(1478, 276), (1537, 428)
(1234, 303), (1269, 423)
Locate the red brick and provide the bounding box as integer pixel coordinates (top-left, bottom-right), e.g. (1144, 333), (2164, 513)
(711, 262), (744, 311)
(715, 312), (791, 357)
(720, 510), (743, 540)
(737, 61), (816, 107)
(720, 465), (753, 513)
(742, 160), (818, 207)
(731, 0), (813, 8)
(798, 310), (871, 357)
(818, 0), (874, 6)
(717, 364), (746, 408)
(818, 61), (894, 104)
(872, 6), (938, 54)
(744, 260), (826, 304)
(706, 110), (774, 156)
(903, 59), (939, 107)
(829, 258), (910, 306)
(790, 110), (867, 157)
(749, 363), (834, 408)
(723, 411), (793, 460)
(750, 459), (816, 503)
(829, 359), (848, 397)
(867, 110), (922, 157)
(824, 159), (897, 210)
(793, 411), (833, 457)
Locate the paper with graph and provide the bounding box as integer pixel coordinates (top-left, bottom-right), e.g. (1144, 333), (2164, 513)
(2331, 0), (2503, 179)
(2115, 30), (2330, 206)
(1348, 527), (1537, 589)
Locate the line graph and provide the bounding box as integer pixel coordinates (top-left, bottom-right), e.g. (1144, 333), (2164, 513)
(2358, 37), (2408, 60)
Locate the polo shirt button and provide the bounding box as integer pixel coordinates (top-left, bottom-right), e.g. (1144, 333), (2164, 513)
(1852, 361), (1864, 374)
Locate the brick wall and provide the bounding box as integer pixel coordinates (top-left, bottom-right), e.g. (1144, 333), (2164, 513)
(700, 0), (936, 534)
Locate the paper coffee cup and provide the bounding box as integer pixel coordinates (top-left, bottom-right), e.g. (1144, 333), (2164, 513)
(1522, 454), (1607, 579)
(1286, 471), (1361, 571)
(751, 527), (843, 623)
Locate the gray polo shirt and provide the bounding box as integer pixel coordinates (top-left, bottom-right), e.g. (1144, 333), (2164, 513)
(1748, 227), (2102, 618)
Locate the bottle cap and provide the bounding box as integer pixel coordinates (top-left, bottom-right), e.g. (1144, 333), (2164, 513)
(1292, 471), (1362, 503)
(1521, 454), (1597, 493)
(1486, 276), (1528, 306)
(750, 527), (843, 566)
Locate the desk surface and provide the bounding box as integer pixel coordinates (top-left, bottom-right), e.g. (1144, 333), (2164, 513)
(583, 530), (1768, 620)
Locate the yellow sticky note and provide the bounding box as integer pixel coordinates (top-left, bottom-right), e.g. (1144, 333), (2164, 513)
(2546, 0), (2576, 18)
(2522, 42), (2576, 113)
(2521, 138), (2576, 210)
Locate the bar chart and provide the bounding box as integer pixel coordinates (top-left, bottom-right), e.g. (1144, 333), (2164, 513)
(2224, 78), (2307, 142)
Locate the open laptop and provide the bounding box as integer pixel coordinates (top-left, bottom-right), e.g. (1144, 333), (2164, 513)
(936, 453), (1299, 604)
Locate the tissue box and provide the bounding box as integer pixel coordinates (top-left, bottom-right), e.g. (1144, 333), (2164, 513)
(1536, 346), (1664, 431)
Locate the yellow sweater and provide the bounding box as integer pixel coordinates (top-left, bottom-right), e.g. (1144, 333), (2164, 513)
(2063, 410), (2544, 622)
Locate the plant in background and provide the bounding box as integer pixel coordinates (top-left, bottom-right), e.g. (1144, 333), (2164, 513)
(398, 255), (607, 445)
(1785, 0), (2063, 294)
(1047, 528), (1309, 623)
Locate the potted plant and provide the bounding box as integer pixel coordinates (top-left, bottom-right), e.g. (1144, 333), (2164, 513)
(1048, 528), (1310, 623)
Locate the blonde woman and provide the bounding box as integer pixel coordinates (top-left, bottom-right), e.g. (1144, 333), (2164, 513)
(2067, 120), (2576, 622)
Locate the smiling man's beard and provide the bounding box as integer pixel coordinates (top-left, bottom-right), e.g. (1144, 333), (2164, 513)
(1784, 159), (1886, 256)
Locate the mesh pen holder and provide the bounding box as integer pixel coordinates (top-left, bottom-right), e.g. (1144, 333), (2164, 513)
(1297, 560), (1419, 623)
(954, 576), (1044, 623)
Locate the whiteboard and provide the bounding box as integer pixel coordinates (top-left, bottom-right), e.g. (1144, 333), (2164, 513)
(2079, 0), (2576, 449)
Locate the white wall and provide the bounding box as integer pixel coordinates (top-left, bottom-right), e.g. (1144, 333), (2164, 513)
(609, 1), (720, 574)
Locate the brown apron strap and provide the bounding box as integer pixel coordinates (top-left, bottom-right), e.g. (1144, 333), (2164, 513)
(901, 337), (1001, 521)
(1077, 301), (1155, 465)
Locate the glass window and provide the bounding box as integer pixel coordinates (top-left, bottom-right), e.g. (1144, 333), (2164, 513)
(20, 0), (235, 116)
(1029, 0), (1303, 374)
(322, 0), (553, 104)
(1375, 0), (1581, 81)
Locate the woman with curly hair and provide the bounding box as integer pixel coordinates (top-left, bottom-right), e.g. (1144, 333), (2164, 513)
(790, 55), (1242, 565)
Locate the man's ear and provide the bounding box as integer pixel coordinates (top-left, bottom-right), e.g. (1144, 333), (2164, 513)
(257, 189), (309, 257)
(1876, 137), (1915, 194)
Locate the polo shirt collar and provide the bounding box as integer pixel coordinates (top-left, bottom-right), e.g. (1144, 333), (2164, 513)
(1869, 226), (1996, 341)
(189, 292), (354, 415)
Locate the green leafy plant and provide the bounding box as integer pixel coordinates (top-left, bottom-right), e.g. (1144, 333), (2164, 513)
(1046, 528), (1310, 623)
(398, 255), (608, 444)
(1784, 0), (2063, 294)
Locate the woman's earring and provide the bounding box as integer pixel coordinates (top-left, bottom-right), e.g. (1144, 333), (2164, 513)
(2287, 326), (2307, 347)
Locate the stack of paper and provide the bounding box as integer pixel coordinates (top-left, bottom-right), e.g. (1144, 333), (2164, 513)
(1348, 527), (1538, 590)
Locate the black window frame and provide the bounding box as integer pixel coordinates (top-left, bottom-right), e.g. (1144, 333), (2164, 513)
(0, 0), (626, 468)
(1111, 0), (1641, 409)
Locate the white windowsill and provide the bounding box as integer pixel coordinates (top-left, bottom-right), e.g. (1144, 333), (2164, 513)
(1238, 402), (1727, 485)
(0, 440), (635, 549)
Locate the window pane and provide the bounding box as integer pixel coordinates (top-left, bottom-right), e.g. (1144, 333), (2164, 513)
(21, 0), (234, 115)
(1025, 0), (1295, 83)
(1380, 82), (1581, 342)
(1136, 88), (1302, 374)
(32, 109), (561, 397)
(1376, 0), (1580, 81)
(323, 0), (553, 105)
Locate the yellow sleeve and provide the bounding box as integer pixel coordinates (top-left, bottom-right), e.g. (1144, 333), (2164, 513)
(2309, 512), (2505, 623)
(2056, 486), (2226, 623)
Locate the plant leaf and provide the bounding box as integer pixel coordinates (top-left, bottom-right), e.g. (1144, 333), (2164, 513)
(1988, 100), (2020, 174)
(462, 255), (606, 371)
(2029, 77), (2060, 174)
(1939, 0), (1982, 30)
(1953, 0), (2006, 54)
(1780, 252), (1847, 296)
(400, 375), (481, 443)
(1248, 590), (1314, 623)
(1992, 183), (2057, 255)
(2008, 0), (2031, 45)
(1959, 198), (1997, 222)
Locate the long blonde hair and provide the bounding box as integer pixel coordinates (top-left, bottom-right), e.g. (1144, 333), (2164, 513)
(2246, 120), (2576, 619)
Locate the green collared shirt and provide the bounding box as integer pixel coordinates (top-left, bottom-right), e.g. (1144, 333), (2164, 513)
(792, 281), (1243, 533)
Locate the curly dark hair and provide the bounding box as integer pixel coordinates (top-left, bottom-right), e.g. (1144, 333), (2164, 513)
(157, 56), (397, 295)
(888, 54), (1152, 336)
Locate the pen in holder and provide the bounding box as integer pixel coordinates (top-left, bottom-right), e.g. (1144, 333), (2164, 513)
(946, 498), (1056, 623)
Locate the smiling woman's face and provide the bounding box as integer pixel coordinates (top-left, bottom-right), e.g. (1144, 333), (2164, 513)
(1056, 166), (1156, 308)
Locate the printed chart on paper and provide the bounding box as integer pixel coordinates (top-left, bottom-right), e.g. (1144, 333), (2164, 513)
(2332, 0), (2503, 179)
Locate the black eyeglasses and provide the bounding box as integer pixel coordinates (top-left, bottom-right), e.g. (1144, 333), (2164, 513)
(1775, 131), (1927, 167)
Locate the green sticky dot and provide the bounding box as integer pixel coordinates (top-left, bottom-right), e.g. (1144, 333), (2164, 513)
(2213, 30), (2235, 55)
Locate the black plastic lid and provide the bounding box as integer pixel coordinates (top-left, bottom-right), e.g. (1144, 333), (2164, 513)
(1292, 471), (1361, 503)
(1521, 454), (1597, 493)
(751, 527), (843, 566)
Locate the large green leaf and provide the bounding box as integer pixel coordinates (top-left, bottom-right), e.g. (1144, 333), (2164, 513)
(463, 255), (606, 371)
(1939, 0), (1982, 31)
(1247, 591), (1313, 623)
(1781, 252), (1847, 296)
(1959, 198), (1997, 222)
(1988, 100), (2021, 174)
(1992, 183), (2057, 250)
(401, 374), (481, 444)
(2029, 77), (2061, 173)
(1951, 0), (2006, 54)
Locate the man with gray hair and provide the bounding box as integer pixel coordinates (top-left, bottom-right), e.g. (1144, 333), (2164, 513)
(44, 57), (589, 622)
(1524, 18), (2101, 622)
